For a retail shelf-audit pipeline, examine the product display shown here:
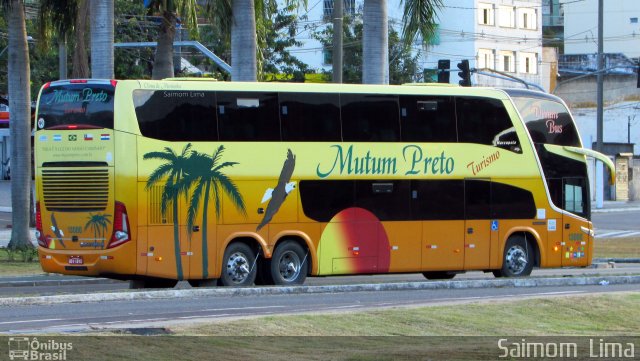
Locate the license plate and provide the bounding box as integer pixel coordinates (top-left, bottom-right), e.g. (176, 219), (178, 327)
(68, 256), (84, 265)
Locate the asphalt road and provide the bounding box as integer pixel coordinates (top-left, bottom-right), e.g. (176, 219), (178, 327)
(1, 283), (637, 334)
(592, 210), (640, 238)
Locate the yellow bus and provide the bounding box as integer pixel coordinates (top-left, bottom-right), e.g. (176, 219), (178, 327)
(33, 79), (614, 288)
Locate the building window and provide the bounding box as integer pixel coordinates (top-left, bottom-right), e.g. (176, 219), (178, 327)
(631, 17), (638, 24)
(477, 49), (494, 69)
(519, 8), (537, 30)
(499, 51), (515, 72)
(478, 3), (494, 25)
(323, 0), (356, 19)
(519, 52), (538, 74)
(499, 6), (515, 28)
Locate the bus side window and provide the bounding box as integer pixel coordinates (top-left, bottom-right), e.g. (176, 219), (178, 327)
(217, 92), (280, 141)
(456, 97), (521, 152)
(341, 94), (400, 142)
(133, 90), (218, 141)
(400, 96), (457, 142)
(280, 92), (341, 141)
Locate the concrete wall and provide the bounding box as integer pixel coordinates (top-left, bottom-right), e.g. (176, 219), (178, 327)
(553, 74), (640, 107)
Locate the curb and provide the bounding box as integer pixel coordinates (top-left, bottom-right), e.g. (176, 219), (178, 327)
(592, 207), (640, 213)
(1, 275), (639, 307)
(594, 258), (640, 263)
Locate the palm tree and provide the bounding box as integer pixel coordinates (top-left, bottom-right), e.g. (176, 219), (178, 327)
(90, 0), (114, 78)
(185, 146), (246, 279)
(362, 0), (442, 84)
(3, 0), (33, 251)
(143, 143), (194, 280)
(362, 0), (388, 84)
(230, 0), (256, 81)
(84, 213), (112, 248)
(144, 0), (201, 79)
(38, 0), (90, 79)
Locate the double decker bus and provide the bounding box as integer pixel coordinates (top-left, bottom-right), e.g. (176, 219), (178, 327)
(33, 80), (614, 288)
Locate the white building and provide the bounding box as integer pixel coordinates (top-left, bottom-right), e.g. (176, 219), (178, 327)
(424, 0), (548, 90)
(563, 0), (640, 60)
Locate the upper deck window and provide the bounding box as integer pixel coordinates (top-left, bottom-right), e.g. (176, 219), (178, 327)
(133, 90), (217, 141)
(511, 96), (581, 147)
(38, 83), (114, 130)
(456, 97), (521, 153)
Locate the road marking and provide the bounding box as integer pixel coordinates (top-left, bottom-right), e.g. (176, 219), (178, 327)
(0, 318), (62, 325)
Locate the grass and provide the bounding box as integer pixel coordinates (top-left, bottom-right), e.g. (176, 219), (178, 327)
(171, 293), (640, 336)
(0, 247), (44, 276)
(26, 293), (637, 361)
(594, 236), (640, 259)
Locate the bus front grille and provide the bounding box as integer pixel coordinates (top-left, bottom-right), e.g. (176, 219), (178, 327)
(42, 169), (109, 212)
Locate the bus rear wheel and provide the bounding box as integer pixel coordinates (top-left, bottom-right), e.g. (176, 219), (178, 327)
(270, 240), (308, 285)
(494, 236), (534, 277)
(219, 242), (257, 287)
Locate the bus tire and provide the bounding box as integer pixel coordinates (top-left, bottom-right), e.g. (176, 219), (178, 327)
(270, 240), (308, 285)
(494, 236), (534, 277)
(219, 242), (257, 287)
(422, 271), (456, 280)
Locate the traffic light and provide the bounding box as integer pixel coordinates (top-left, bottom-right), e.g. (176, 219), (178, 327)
(457, 60), (471, 87)
(637, 68), (640, 88)
(437, 59), (450, 83)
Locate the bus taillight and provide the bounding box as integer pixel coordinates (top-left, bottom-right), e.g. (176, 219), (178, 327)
(35, 201), (48, 248)
(108, 201), (131, 249)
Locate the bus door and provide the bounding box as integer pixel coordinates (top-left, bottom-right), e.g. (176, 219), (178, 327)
(464, 179), (493, 270)
(561, 177), (589, 267)
(413, 180), (465, 271)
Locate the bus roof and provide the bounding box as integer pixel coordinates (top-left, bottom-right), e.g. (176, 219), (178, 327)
(128, 79), (513, 100)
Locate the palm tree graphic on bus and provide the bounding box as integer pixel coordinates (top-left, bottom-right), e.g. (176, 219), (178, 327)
(84, 213), (111, 248)
(144, 143), (245, 280)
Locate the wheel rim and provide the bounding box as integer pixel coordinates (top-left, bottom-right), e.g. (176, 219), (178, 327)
(226, 252), (251, 284)
(505, 245), (528, 275)
(278, 250), (301, 282)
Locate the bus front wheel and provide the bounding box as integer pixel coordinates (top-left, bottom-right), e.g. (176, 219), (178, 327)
(270, 240), (308, 285)
(219, 242), (257, 287)
(494, 236), (534, 277)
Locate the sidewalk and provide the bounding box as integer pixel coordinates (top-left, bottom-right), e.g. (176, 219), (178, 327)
(591, 200), (640, 213)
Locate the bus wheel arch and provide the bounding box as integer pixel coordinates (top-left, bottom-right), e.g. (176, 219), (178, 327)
(494, 231), (538, 277)
(268, 236), (311, 285)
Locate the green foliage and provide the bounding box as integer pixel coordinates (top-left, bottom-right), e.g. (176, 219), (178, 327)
(114, 0), (156, 79)
(1, 246), (38, 262)
(313, 15), (422, 85)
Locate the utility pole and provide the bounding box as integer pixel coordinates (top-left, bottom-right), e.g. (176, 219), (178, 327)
(595, 0), (604, 208)
(332, 0), (343, 83)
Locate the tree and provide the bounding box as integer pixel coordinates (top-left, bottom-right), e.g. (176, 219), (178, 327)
(37, 0), (91, 79)
(362, 0), (441, 84)
(2, 0), (33, 251)
(230, 0), (256, 81)
(314, 17), (421, 84)
(185, 146), (245, 279)
(143, 144), (194, 280)
(91, 0), (114, 78)
(144, 0), (201, 80)
(260, 3), (310, 82)
(362, 0), (387, 84)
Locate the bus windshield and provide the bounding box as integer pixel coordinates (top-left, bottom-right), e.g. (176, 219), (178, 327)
(37, 83), (115, 130)
(510, 95), (581, 147)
